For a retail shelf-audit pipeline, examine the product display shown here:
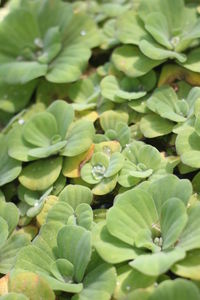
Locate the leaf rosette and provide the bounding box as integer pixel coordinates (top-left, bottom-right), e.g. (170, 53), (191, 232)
(0, 0), (100, 84)
(14, 221), (116, 299)
(7, 100), (95, 161)
(93, 175), (200, 277)
(118, 141), (171, 188)
(113, 0), (200, 77)
(140, 85), (200, 138)
(81, 150), (124, 195)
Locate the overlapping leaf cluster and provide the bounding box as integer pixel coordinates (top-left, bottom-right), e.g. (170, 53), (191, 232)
(1, 0), (200, 299)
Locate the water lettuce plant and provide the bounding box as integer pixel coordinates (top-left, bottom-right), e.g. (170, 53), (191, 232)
(13, 221), (116, 299)
(0, 0), (100, 84)
(93, 175), (196, 276)
(7, 100), (94, 161)
(118, 141), (172, 187)
(1, 0), (200, 299)
(114, 0), (200, 76)
(140, 85), (200, 138)
(81, 150), (124, 195)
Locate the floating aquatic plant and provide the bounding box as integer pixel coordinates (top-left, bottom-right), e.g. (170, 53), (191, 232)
(0, 0), (200, 299)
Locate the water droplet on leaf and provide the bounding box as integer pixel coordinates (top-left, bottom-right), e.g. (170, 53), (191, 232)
(80, 30), (86, 36)
(34, 37), (43, 48)
(18, 119), (25, 125)
(34, 201), (39, 207)
(103, 146), (111, 156)
(92, 164), (106, 180)
(170, 36), (180, 48)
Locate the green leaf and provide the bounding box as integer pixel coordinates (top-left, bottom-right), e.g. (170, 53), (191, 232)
(181, 47), (200, 73)
(62, 120), (94, 156)
(139, 0), (187, 29)
(139, 145), (161, 170)
(58, 185), (93, 209)
(118, 142), (162, 186)
(68, 77), (99, 104)
(93, 222), (141, 264)
(195, 114), (200, 136)
(47, 201), (93, 230)
(116, 11), (146, 45)
(172, 249), (200, 280)
(0, 200), (19, 235)
(36, 275), (83, 293)
(0, 8), (40, 56)
(149, 279), (200, 300)
(139, 37), (186, 63)
(107, 189), (158, 245)
(130, 248), (185, 276)
(112, 45), (163, 77)
(7, 126), (35, 162)
(0, 81), (36, 114)
(14, 245), (54, 275)
(0, 62), (48, 84)
(192, 171), (200, 193)
(47, 100), (74, 139)
(46, 202), (74, 225)
(13, 242), (82, 293)
(34, 222), (63, 259)
(122, 290), (150, 300)
(0, 217), (8, 248)
(100, 111), (129, 131)
(148, 175), (192, 215)
(0, 136), (22, 187)
(75, 204), (93, 231)
(23, 112), (58, 148)
(50, 259), (74, 282)
(57, 225), (92, 283)
(92, 175), (118, 196)
(114, 266), (156, 299)
(101, 75), (146, 103)
(62, 12), (100, 49)
(147, 86), (187, 122)
(0, 233), (30, 274)
(145, 12), (172, 49)
(46, 44), (90, 83)
(28, 141), (67, 160)
(18, 185), (41, 206)
(135, 229), (159, 253)
(178, 205), (200, 251)
(104, 153), (124, 178)
(72, 263), (116, 300)
(0, 8), (47, 84)
(81, 163), (101, 185)
(160, 198), (188, 250)
(19, 157), (62, 191)
(118, 161), (141, 188)
(176, 126), (200, 168)
(140, 114), (174, 138)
